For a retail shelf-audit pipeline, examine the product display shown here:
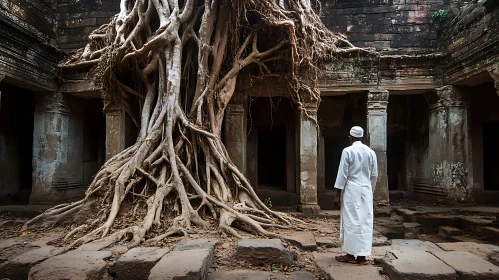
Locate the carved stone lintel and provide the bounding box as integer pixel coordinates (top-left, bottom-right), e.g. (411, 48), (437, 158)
(36, 92), (71, 115)
(488, 65), (499, 96)
(430, 85), (466, 110)
(367, 88), (389, 111)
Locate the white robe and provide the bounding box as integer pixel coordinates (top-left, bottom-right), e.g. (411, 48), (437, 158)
(334, 141), (378, 256)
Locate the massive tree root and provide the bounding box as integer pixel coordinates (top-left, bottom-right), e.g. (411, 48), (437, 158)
(24, 0), (359, 248)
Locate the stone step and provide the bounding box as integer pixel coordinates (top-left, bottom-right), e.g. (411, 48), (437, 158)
(236, 239), (296, 266)
(207, 270), (316, 280)
(28, 250), (112, 280)
(114, 247), (170, 280)
(449, 235), (485, 243)
(376, 225), (405, 239)
(437, 242), (494, 258)
(381, 249), (456, 280)
(438, 226), (463, 238)
(479, 227), (499, 243)
(315, 236), (336, 248)
(394, 208), (424, 222)
(403, 222), (421, 239)
(314, 252), (384, 280)
(283, 232), (317, 251)
(432, 250), (499, 279)
(148, 248), (213, 280)
(459, 216), (494, 232)
(416, 215), (460, 234)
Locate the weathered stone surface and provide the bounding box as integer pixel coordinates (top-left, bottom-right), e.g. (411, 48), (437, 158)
(115, 247), (170, 280)
(377, 225), (405, 239)
(437, 242), (493, 258)
(394, 208), (424, 222)
(479, 227), (499, 242)
(236, 239), (296, 265)
(488, 252), (499, 266)
(389, 190), (406, 202)
(174, 238), (218, 252)
(404, 222), (421, 238)
(449, 235), (485, 243)
(284, 232), (317, 251)
(432, 250), (499, 280)
(381, 249), (456, 280)
(374, 208), (392, 218)
(0, 246), (67, 280)
(315, 236), (336, 248)
(28, 250), (112, 280)
(314, 252), (383, 280)
(390, 239), (443, 253)
(460, 217), (494, 231)
(0, 237), (40, 263)
(76, 237), (114, 251)
(148, 249), (213, 280)
(207, 270), (315, 280)
(416, 215), (460, 233)
(372, 231), (390, 247)
(438, 226), (463, 237)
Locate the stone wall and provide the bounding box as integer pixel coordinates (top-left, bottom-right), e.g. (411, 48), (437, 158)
(441, 0), (499, 84)
(321, 0), (462, 53)
(56, 0), (120, 51)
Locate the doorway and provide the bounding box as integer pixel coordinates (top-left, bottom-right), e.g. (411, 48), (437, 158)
(257, 124), (286, 190)
(483, 122), (499, 190)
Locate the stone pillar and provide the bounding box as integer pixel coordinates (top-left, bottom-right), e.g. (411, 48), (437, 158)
(367, 88), (389, 205)
(489, 64), (499, 96)
(428, 86), (471, 202)
(105, 104), (127, 160)
(0, 73), (4, 112)
(31, 92), (85, 203)
(223, 92), (247, 175)
(296, 102), (321, 215)
(317, 134), (326, 195)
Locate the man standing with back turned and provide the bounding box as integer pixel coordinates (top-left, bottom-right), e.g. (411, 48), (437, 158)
(334, 126), (378, 265)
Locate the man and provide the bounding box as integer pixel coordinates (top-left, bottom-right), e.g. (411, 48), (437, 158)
(334, 126), (378, 265)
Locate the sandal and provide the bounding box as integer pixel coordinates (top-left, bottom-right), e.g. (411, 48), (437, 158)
(335, 254), (355, 263)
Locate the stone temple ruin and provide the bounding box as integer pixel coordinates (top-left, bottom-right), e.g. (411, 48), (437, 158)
(0, 0), (498, 211)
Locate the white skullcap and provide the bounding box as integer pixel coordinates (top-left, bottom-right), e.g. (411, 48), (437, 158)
(350, 126), (364, 138)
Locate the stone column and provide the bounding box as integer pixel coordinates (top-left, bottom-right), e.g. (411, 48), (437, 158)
(367, 88), (389, 205)
(0, 73), (4, 112)
(296, 102), (321, 215)
(31, 92), (85, 203)
(105, 104), (127, 160)
(223, 92), (247, 175)
(428, 86), (471, 202)
(489, 64), (499, 96)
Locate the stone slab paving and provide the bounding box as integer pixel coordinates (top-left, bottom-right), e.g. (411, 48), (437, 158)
(0, 237), (40, 263)
(315, 236), (336, 248)
(207, 270), (316, 280)
(394, 208), (424, 222)
(28, 250), (112, 280)
(236, 239), (296, 266)
(148, 248), (212, 280)
(403, 222), (421, 239)
(0, 246), (67, 280)
(284, 231), (317, 251)
(459, 216), (493, 231)
(488, 252), (499, 266)
(381, 249), (456, 280)
(314, 252), (384, 280)
(174, 237), (219, 251)
(390, 239), (443, 252)
(114, 247), (170, 280)
(76, 237), (115, 251)
(437, 242), (493, 258)
(438, 226), (463, 237)
(432, 250), (499, 280)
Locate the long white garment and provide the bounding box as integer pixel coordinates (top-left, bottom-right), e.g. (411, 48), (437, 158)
(334, 141), (378, 256)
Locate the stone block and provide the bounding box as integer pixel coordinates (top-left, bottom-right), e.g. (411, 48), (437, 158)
(416, 215), (460, 233)
(372, 232), (390, 247)
(174, 238), (218, 252)
(389, 191), (406, 202)
(438, 226), (463, 238)
(314, 252), (384, 280)
(76, 237), (114, 251)
(0, 246), (67, 280)
(404, 222), (421, 238)
(381, 249), (456, 280)
(377, 225), (405, 239)
(28, 250), (112, 280)
(394, 208), (424, 222)
(207, 270), (315, 280)
(390, 239), (443, 252)
(236, 239), (296, 265)
(315, 236), (336, 248)
(449, 235), (485, 243)
(0, 237), (40, 263)
(148, 249), (213, 280)
(437, 242), (493, 258)
(115, 247), (170, 280)
(488, 252), (499, 266)
(459, 217), (493, 232)
(432, 250), (499, 280)
(283, 232), (317, 251)
(479, 227), (499, 242)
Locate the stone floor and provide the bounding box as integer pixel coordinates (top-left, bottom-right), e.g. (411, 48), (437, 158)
(1, 204), (499, 279)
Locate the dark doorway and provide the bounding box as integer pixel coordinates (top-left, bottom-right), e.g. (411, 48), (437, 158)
(483, 122), (499, 190)
(387, 133), (406, 190)
(0, 84), (34, 203)
(257, 124), (286, 189)
(83, 99), (106, 186)
(324, 135), (349, 189)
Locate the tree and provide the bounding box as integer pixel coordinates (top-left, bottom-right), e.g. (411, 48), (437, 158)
(24, 0), (359, 248)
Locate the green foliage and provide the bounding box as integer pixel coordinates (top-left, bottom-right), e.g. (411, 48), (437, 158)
(433, 10), (449, 24)
(263, 198), (273, 208)
(271, 264), (278, 271)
